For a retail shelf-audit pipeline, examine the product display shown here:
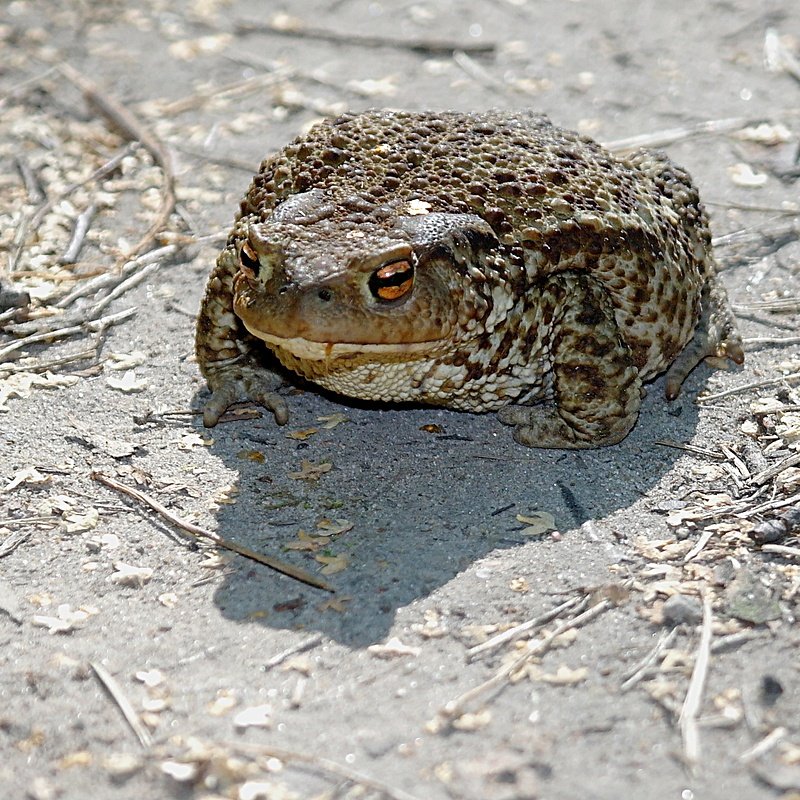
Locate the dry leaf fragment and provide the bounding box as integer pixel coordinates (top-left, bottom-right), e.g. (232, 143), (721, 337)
(316, 518), (354, 536)
(728, 162), (768, 187)
(288, 460), (332, 482)
(135, 669), (165, 688)
(158, 592), (179, 608)
(237, 449), (266, 462)
(108, 562), (153, 587)
(168, 33), (233, 60)
(106, 369), (148, 393)
(0, 372), (78, 413)
(233, 704), (272, 729)
(3, 467), (49, 493)
(516, 511), (557, 536)
(317, 413), (349, 429)
(32, 604), (92, 634)
(207, 691), (238, 716)
(368, 636), (421, 659)
(286, 427), (318, 441)
(161, 760), (197, 782)
(315, 553), (350, 575)
(58, 751), (93, 769)
(734, 122), (793, 145)
(106, 351), (147, 370)
(451, 708), (492, 731)
(317, 596), (352, 613)
(346, 76), (397, 96)
(64, 508), (99, 533)
(539, 665), (589, 685)
(176, 432), (210, 451)
(285, 530), (331, 552)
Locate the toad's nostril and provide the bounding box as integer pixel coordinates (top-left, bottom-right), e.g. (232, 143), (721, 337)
(317, 288), (333, 302)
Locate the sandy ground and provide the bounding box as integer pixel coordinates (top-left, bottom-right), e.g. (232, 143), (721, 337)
(2, 1), (800, 798)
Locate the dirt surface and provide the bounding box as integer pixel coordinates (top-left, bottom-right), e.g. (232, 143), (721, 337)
(2, 2), (800, 799)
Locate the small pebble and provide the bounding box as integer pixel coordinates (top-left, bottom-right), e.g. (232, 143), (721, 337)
(662, 593), (703, 625)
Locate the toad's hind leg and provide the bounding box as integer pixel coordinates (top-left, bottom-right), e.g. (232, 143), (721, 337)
(664, 275), (744, 400)
(497, 273), (642, 449)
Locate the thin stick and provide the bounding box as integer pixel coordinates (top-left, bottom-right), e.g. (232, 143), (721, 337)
(90, 661), (153, 748)
(235, 17), (496, 55)
(733, 298), (800, 312)
(14, 155), (46, 203)
(59, 63), (176, 260)
(230, 742), (424, 800)
(750, 451), (800, 486)
(9, 144), (136, 272)
(739, 727), (787, 763)
(0, 530), (32, 558)
(441, 599), (611, 721)
(466, 595), (584, 660)
(55, 243), (177, 309)
(604, 117), (750, 153)
(683, 529), (716, 563)
(744, 336), (800, 346)
(765, 28), (800, 83)
(697, 371), (800, 403)
(59, 203), (98, 264)
(761, 543), (800, 558)
(739, 489), (800, 519)
(0, 66), (57, 112)
(620, 627), (678, 691)
(0, 307), (136, 362)
(90, 472), (333, 592)
(0, 347), (98, 376)
(655, 440), (727, 460)
(679, 591), (713, 769)
(264, 633), (324, 670)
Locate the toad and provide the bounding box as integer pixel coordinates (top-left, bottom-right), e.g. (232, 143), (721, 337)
(195, 110), (743, 448)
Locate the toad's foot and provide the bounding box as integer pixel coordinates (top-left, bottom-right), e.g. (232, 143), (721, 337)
(498, 273), (643, 448)
(664, 278), (744, 400)
(201, 357), (288, 428)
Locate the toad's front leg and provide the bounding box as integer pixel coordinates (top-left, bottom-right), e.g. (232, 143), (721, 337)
(497, 273), (642, 448)
(195, 252), (289, 428)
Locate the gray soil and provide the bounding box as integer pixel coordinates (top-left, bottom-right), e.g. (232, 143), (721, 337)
(2, 2), (800, 799)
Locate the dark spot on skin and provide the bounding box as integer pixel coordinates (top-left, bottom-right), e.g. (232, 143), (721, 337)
(576, 302), (604, 327)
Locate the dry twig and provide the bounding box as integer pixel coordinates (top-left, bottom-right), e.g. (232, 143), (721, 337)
(697, 370), (800, 403)
(0, 307), (136, 362)
(59, 63), (176, 260)
(604, 117), (750, 153)
(90, 661), (153, 748)
(751, 452), (800, 487)
(761, 543), (800, 558)
(235, 16), (496, 55)
(620, 627), (678, 691)
(229, 741), (423, 800)
(264, 633), (324, 670)
(439, 599), (612, 723)
(466, 595), (585, 661)
(90, 472), (333, 592)
(678, 591), (713, 769)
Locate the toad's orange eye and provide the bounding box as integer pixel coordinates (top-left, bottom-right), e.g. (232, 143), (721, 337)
(239, 241), (259, 276)
(368, 259), (415, 303)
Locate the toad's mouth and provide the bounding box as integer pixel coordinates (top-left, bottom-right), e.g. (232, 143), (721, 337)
(246, 327), (445, 362)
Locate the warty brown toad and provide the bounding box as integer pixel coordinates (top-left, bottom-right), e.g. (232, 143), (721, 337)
(195, 110), (743, 448)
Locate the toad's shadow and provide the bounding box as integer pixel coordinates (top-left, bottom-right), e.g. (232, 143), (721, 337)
(208, 374), (706, 647)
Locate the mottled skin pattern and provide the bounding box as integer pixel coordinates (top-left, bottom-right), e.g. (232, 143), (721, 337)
(195, 110), (743, 448)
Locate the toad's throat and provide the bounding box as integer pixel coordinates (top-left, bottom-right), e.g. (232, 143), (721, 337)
(244, 324), (446, 362)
